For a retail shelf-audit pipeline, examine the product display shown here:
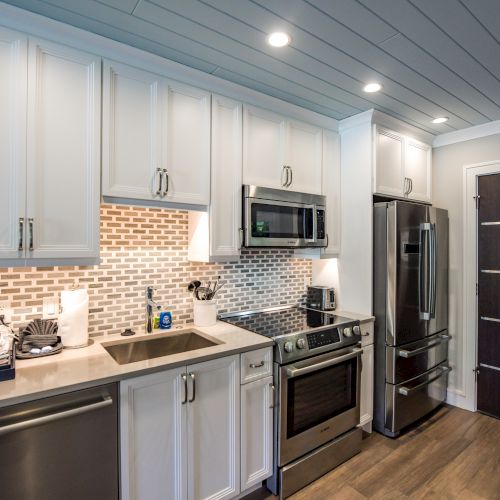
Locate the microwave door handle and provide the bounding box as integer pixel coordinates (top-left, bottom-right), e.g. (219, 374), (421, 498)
(285, 348), (362, 378)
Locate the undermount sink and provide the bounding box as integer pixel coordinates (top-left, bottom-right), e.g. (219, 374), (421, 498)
(102, 330), (220, 365)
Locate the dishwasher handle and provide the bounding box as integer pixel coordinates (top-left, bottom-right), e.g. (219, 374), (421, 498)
(0, 395), (113, 436)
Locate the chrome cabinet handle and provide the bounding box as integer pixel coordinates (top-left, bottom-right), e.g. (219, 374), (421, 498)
(0, 396), (113, 436)
(18, 218), (24, 251)
(409, 178), (413, 194)
(269, 383), (275, 409)
(155, 167), (163, 196)
(249, 361), (265, 368)
(281, 166), (288, 187)
(398, 366), (451, 396)
(28, 218), (34, 251)
(403, 177), (409, 195)
(181, 373), (188, 404)
(287, 166), (293, 187)
(188, 372), (196, 403)
(162, 169), (169, 196)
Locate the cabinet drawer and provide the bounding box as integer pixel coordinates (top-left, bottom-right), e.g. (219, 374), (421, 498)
(241, 347), (272, 384)
(361, 321), (374, 347)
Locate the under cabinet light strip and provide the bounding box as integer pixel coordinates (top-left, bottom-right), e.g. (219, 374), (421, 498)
(480, 316), (500, 323)
(481, 222), (500, 225)
(481, 270), (500, 273)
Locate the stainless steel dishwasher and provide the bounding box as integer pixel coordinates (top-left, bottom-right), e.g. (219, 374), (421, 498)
(0, 383), (119, 500)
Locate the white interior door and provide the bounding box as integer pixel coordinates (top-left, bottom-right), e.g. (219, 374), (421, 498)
(102, 59), (163, 201)
(243, 105), (286, 189)
(120, 368), (187, 500)
(26, 38), (100, 260)
(374, 127), (404, 197)
(187, 355), (240, 500)
(405, 139), (432, 203)
(164, 80), (210, 205)
(0, 27), (27, 260)
(286, 119), (322, 194)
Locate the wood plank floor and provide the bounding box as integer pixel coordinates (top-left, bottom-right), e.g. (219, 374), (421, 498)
(246, 406), (500, 499)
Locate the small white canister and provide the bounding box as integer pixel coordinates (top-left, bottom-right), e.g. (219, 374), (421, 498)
(193, 299), (217, 327)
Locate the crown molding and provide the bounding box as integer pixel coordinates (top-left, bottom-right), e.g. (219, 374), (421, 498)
(433, 120), (500, 148)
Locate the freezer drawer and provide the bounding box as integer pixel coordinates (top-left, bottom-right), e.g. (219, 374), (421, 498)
(384, 363), (450, 436)
(0, 383), (119, 500)
(386, 331), (450, 384)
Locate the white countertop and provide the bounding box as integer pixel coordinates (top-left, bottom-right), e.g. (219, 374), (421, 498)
(334, 310), (375, 323)
(0, 321), (272, 408)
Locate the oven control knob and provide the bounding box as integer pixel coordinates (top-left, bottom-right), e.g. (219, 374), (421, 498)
(353, 325), (361, 336)
(296, 338), (306, 349)
(284, 341), (294, 353)
(343, 327), (353, 337)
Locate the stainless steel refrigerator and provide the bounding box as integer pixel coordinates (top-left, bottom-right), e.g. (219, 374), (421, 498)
(373, 200), (450, 437)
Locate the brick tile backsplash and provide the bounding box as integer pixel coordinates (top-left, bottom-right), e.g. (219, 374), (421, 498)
(0, 204), (312, 336)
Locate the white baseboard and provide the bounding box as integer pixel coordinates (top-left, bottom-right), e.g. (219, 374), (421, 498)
(446, 388), (475, 412)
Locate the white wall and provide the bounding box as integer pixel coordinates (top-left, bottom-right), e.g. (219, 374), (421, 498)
(433, 133), (500, 408)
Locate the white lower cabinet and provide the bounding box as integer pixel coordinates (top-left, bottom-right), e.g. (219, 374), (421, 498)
(360, 343), (374, 432)
(120, 355), (239, 500)
(240, 376), (274, 491)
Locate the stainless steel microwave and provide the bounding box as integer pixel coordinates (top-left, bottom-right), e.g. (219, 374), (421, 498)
(243, 185), (327, 248)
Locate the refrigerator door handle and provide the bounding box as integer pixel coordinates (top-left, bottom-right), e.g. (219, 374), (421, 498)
(429, 223), (437, 318)
(419, 223), (432, 320)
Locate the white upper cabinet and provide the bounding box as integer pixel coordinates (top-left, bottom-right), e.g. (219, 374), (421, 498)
(321, 130), (341, 257)
(102, 60), (163, 202)
(0, 28), (27, 260)
(243, 104), (322, 194)
(374, 126), (432, 203)
(243, 105), (286, 189)
(102, 60), (210, 206)
(188, 95), (242, 262)
(405, 138), (432, 203)
(286, 119), (322, 194)
(374, 127), (405, 197)
(26, 39), (100, 260)
(0, 30), (100, 265)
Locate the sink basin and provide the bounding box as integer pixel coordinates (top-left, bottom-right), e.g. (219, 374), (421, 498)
(102, 330), (220, 365)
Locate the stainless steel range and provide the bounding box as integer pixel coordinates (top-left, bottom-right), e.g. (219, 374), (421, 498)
(220, 305), (363, 499)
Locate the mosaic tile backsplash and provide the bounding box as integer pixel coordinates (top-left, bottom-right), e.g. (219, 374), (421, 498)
(0, 205), (312, 337)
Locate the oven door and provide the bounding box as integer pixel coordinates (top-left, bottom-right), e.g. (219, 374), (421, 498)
(278, 347), (362, 466)
(245, 198), (317, 247)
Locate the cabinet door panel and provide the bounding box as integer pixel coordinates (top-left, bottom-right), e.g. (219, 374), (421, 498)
(243, 105), (286, 189)
(164, 81), (210, 205)
(374, 128), (404, 197)
(0, 28), (27, 260)
(286, 119), (322, 194)
(405, 139), (431, 203)
(26, 39), (100, 259)
(187, 355), (240, 500)
(321, 129), (341, 256)
(360, 343), (374, 429)
(120, 368), (187, 500)
(241, 376), (273, 492)
(102, 60), (163, 201)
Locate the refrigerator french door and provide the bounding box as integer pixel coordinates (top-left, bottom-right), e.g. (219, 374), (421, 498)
(373, 201), (450, 437)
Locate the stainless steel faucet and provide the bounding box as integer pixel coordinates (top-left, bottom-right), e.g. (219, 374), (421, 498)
(145, 286), (161, 333)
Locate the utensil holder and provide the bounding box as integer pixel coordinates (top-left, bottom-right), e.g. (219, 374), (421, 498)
(193, 299), (217, 327)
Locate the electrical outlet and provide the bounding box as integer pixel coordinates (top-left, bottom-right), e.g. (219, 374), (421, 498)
(0, 301), (12, 324)
(43, 296), (60, 319)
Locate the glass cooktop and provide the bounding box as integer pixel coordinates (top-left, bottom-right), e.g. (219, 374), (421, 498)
(219, 306), (352, 339)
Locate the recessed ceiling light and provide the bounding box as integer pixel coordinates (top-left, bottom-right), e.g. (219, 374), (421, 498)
(431, 117), (449, 124)
(267, 32), (291, 47)
(363, 82), (383, 93)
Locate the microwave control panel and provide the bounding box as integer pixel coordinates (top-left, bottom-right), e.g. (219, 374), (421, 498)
(316, 209), (325, 240)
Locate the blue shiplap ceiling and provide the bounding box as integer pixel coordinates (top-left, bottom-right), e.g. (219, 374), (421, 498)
(4, 0), (500, 134)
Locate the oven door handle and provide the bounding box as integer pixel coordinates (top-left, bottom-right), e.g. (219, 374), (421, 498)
(285, 348), (362, 378)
